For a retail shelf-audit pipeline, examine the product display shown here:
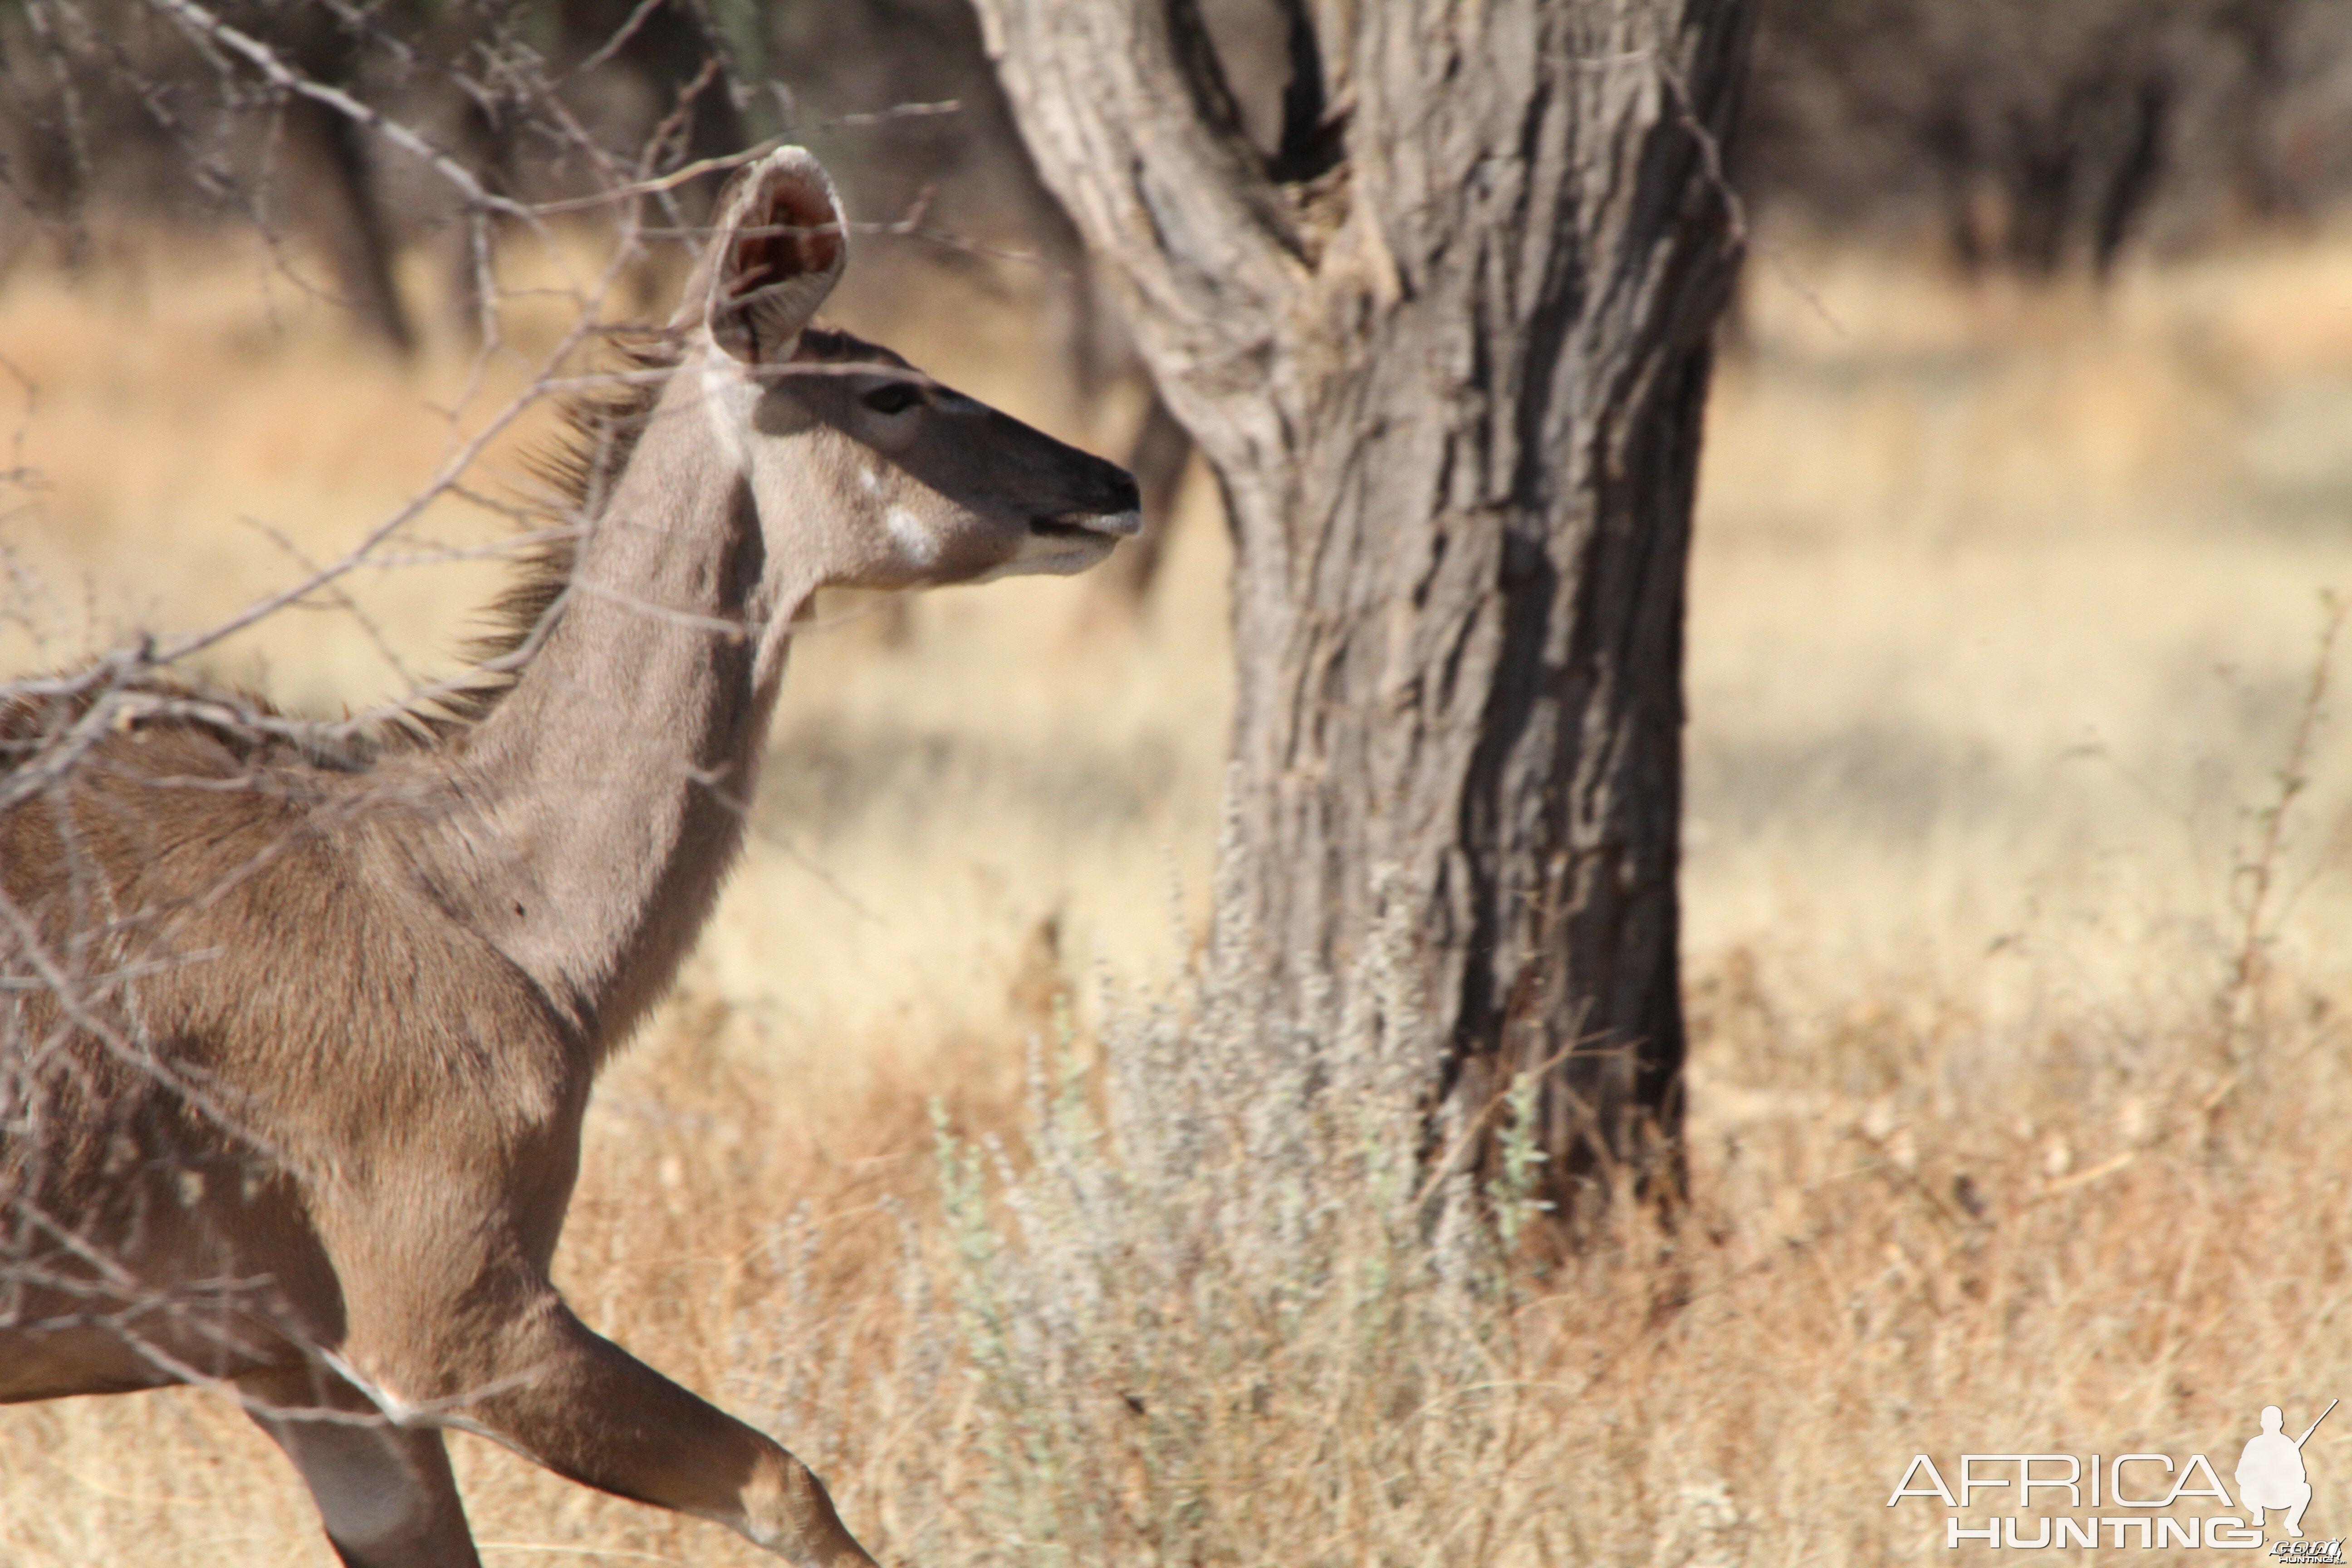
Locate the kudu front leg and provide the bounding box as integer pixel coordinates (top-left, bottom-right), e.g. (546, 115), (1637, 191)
(452, 1292), (878, 1567)
(239, 1365), (480, 1568)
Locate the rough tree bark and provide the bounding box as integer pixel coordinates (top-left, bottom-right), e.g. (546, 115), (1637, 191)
(976, 0), (1752, 1216)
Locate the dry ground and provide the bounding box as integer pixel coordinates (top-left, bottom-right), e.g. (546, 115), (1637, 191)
(2, 213), (2352, 1563)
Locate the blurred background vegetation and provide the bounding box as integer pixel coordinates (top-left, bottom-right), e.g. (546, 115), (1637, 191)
(13, 2), (2352, 302)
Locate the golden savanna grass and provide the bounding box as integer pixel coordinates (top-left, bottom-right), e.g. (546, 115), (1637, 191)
(2, 211), (2352, 1563)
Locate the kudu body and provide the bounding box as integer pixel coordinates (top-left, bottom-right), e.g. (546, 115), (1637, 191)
(0, 148), (1139, 1566)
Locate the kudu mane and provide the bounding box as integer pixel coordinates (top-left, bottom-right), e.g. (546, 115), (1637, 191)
(1, 331), (689, 757)
(427, 332), (685, 735)
(0, 320), (917, 763)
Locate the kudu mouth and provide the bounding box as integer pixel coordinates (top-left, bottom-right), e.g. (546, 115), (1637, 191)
(1030, 507), (1144, 542)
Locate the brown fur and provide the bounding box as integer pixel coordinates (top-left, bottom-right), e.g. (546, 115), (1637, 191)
(0, 147), (1139, 1568)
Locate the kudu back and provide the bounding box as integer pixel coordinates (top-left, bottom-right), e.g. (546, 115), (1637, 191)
(0, 147), (1139, 1567)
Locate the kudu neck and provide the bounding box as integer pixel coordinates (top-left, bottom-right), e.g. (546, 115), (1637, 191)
(449, 361), (807, 1051)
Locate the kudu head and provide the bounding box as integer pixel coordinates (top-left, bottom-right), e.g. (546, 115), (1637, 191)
(674, 147), (1142, 594)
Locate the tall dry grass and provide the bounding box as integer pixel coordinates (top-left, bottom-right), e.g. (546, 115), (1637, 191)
(3, 217), (2352, 1563)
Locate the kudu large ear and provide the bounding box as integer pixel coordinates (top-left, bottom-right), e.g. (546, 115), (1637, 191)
(701, 147), (847, 363)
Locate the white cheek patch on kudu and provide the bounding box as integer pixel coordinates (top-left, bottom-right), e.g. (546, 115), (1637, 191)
(886, 505), (940, 568)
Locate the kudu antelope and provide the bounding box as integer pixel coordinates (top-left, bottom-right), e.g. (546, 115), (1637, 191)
(0, 148), (1138, 1566)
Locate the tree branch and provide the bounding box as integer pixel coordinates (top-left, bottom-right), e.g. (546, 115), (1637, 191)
(143, 0), (539, 226)
(972, 0), (1307, 384)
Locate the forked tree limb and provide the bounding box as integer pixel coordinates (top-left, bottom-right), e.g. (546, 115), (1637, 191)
(976, 0), (1307, 387)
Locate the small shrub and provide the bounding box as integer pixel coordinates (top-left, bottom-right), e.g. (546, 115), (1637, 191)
(908, 851), (1556, 1566)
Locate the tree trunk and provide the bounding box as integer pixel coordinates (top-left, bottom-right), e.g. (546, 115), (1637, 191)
(977, 0), (1753, 1218)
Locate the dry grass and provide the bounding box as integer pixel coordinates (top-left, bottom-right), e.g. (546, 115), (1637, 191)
(5, 216), (2352, 1563)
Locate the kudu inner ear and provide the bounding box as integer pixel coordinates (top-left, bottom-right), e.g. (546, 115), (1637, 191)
(710, 154), (845, 364)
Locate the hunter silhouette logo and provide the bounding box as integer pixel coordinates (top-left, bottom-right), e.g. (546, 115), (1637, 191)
(2241, 1401), (2333, 1541)
(1887, 1400), (2339, 1552)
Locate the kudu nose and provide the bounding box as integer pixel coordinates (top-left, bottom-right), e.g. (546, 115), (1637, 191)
(1078, 461), (1143, 537)
(1101, 466), (1141, 515)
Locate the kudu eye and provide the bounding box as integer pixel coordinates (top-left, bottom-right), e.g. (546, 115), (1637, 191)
(860, 382), (924, 415)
